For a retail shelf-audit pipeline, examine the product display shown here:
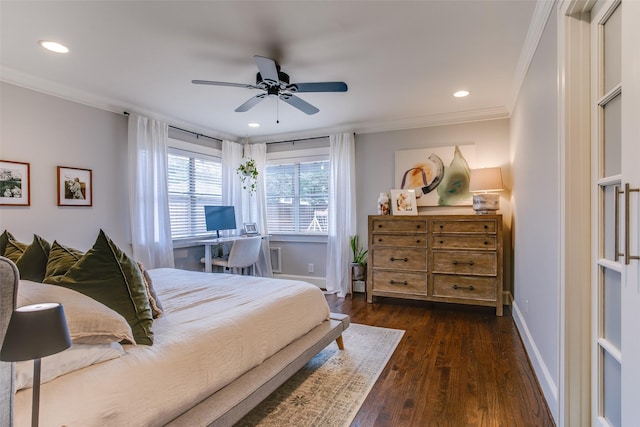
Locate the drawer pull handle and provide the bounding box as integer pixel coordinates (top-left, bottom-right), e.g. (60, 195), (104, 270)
(417, 240), (422, 244)
(484, 241), (489, 245)
(389, 280), (408, 286)
(453, 284), (475, 291)
(390, 257), (409, 262)
(439, 240), (444, 244)
(378, 238), (383, 242)
(452, 260), (474, 266)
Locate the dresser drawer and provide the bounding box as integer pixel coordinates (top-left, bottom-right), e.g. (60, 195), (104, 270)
(371, 218), (427, 233)
(432, 274), (496, 301)
(432, 220), (496, 233)
(432, 251), (497, 276)
(372, 270), (427, 295)
(372, 248), (427, 270)
(432, 235), (496, 250)
(372, 234), (427, 247)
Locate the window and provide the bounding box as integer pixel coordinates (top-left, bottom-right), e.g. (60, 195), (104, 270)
(167, 147), (222, 238)
(265, 156), (329, 234)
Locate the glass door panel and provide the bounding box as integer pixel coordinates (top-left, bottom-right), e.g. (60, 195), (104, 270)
(603, 349), (622, 427)
(602, 93), (622, 177)
(602, 267), (621, 349)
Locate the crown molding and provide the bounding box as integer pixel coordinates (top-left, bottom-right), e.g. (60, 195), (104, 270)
(3, 65), (508, 144)
(507, 0), (557, 113)
(0, 66), (238, 142)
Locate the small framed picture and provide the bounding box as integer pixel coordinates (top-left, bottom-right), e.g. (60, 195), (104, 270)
(390, 189), (418, 216)
(58, 166), (92, 206)
(0, 160), (30, 206)
(243, 223), (258, 235)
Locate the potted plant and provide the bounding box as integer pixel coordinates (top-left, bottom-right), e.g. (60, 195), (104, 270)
(237, 158), (259, 195)
(350, 235), (368, 280)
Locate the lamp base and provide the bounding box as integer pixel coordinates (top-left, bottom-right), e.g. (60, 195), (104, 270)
(473, 193), (500, 214)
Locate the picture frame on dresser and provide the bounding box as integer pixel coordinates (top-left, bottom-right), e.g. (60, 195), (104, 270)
(390, 189), (417, 215)
(0, 160), (30, 206)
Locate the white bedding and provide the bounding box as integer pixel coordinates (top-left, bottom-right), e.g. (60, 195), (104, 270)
(14, 268), (331, 426)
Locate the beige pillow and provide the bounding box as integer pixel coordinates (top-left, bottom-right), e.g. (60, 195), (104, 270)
(17, 280), (135, 345)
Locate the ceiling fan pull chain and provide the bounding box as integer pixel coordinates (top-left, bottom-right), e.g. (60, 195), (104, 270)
(276, 96), (280, 124)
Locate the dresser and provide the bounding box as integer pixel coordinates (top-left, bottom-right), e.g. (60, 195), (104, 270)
(367, 214), (503, 316)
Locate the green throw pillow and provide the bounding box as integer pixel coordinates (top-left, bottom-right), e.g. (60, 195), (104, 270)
(3, 234), (28, 263)
(15, 235), (51, 282)
(0, 230), (15, 256)
(45, 240), (85, 280)
(45, 230), (154, 345)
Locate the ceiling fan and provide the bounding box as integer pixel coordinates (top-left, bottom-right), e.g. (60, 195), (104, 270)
(192, 55), (348, 115)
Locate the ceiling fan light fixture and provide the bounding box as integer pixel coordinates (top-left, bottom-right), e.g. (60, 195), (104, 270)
(453, 90), (470, 98)
(38, 40), (69, 54)
(248, 123), (260, 128)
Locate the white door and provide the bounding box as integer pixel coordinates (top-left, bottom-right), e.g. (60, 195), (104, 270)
(619, 0), (640, 424)
(591, 1), (640, 425)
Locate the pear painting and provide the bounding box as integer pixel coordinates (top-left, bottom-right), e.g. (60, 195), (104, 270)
(395, 144), (474, 207)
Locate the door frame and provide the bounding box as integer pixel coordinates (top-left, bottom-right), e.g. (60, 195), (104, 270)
(557, 1), (595, 425)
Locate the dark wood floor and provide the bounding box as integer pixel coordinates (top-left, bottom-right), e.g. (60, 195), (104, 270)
(325, 294), (555, 427)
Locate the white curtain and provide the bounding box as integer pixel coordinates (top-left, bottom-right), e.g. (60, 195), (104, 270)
(325, 133), (356, 297)
(245, 143), (273, 277)
(127, 113), (175, 269)
(221, 140), (244, 235)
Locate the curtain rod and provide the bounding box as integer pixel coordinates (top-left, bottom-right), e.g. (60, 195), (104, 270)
(266, 132), (356, 145)
(123, 112), (222, 143)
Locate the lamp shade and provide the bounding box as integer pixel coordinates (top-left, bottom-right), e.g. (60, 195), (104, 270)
(469, 167), (504, 193)
(1, 303), (71, 362)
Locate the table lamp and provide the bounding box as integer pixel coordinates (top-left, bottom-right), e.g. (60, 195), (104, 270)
(469, 167), (504, 214)
(1, 303), (71, 427)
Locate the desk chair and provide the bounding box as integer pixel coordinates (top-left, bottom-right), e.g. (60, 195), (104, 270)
(204, 236), (262, 275)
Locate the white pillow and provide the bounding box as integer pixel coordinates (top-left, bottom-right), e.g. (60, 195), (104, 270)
(15, 342), (125, 390)
(17, 280), (135, 345)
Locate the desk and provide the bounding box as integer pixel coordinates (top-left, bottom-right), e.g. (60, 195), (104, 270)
(189, 235), (266, 273)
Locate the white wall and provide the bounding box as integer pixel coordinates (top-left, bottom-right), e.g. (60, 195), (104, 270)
(0, 82), (130, 252)
(509, 10), (559, 421)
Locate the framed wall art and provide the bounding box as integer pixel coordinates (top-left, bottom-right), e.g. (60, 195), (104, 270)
(58, 166), (92, 206)
(395, 144), (475, 207)
(390, 189), (417, 215)
(0, 160), (30, 206)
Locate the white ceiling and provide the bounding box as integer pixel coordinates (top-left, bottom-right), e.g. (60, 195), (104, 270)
(0, 1), (540, 142)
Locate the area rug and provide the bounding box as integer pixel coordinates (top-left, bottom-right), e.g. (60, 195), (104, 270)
(235, 323), (404, 427)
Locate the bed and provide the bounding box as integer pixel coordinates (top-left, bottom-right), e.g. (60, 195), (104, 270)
(0, 257), (350, 426)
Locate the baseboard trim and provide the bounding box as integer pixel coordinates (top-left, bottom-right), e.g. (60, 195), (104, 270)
(273, 274), (326, 289)
(512, 300), (558, 420)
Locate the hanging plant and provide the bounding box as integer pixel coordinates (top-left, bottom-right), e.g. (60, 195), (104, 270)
(237, 158), (259, 195)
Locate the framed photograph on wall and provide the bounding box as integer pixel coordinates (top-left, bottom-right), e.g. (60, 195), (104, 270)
(0, 160), (30, 206)
(58, 166), (92, 206)
(390, 189), (418, 215)
(243, 223), (259, 235)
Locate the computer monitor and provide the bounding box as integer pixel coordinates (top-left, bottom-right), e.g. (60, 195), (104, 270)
(204, 205), (237, 238)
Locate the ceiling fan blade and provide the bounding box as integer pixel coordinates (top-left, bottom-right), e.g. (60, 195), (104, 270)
(279, 94), (319, 115)
(291, 82), (348, 93)
(192, 80), (259, 90)
(254, 55), (280, 84)
(235, 94), (266, 112)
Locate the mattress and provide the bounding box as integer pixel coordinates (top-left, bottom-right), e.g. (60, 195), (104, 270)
(14, 268), (331, 426)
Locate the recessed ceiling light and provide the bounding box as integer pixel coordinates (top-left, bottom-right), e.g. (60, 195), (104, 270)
(453, 90), (470, 98)
(248, 123), (260, 128)
(38, 40), (69, 54)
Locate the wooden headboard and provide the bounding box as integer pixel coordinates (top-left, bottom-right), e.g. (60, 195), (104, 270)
(0, 256), (18, 426)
